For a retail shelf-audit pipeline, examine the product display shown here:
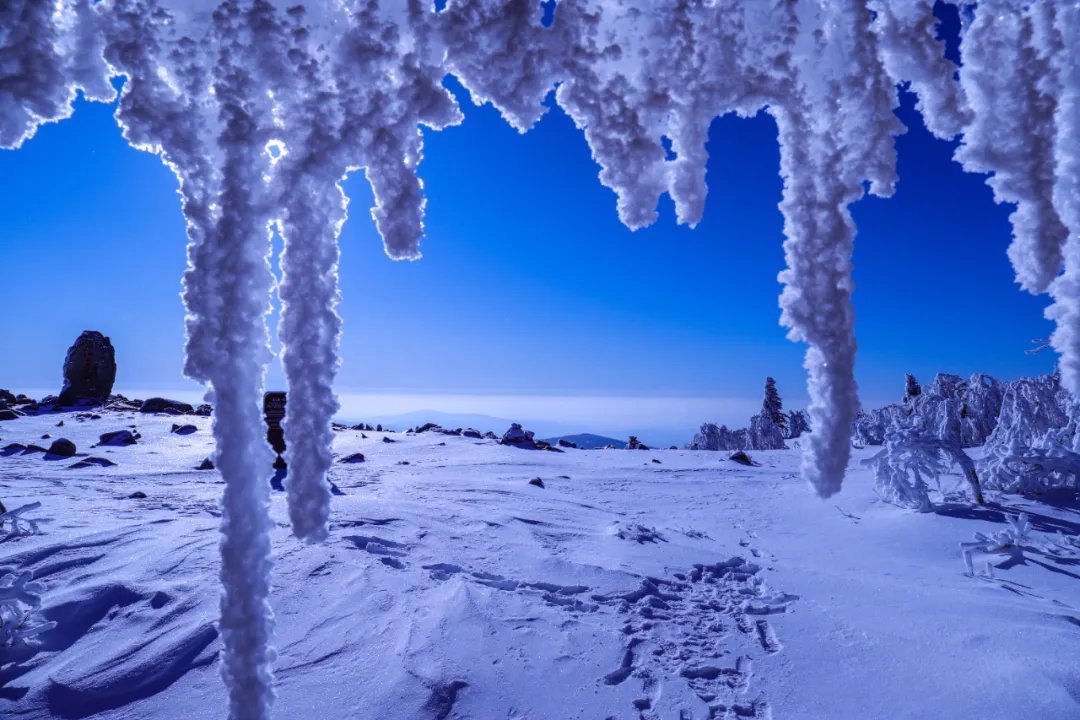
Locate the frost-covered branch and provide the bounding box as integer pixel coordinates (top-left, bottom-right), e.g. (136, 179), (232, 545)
(0, 566), (57, 647)
(0, 502), (44, 537)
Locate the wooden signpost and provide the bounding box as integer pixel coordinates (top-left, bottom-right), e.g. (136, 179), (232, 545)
(263, 391), (287, 470)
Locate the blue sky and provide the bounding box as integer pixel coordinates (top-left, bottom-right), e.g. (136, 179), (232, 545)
(0, 74), (1057, 442)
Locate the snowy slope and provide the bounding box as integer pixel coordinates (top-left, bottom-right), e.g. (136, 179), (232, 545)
(0, 411), (1078, 720)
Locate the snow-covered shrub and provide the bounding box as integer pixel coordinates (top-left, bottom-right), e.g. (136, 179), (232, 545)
(786, 410), (810, 440)
(980, 432), (1080, 494)
(863, 426), (946, 512)
(690, 423), (747, 451)
(984, 373), (1073, 449)
(852, 373), (1005, 447)
(0, 502), (43, 537)
(0, 567), (56, 647)
(960, 513), (1031, 577)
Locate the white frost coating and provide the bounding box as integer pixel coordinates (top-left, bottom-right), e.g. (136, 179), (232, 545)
(868, 0), (970, 139)
(1044, 5), (1080, 396)
(955, 1), (1068, 295)
(1, 0), (1078, 712)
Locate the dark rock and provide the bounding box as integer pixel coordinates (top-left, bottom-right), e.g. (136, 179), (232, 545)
(99, 430), (140, 446)
(339, 453), (366, 464)
(171, 423), (198, 435)
(40, 434), (50, 439)
(462, 428), (482, 439)
(1, 443), (26, 455)
(529, 477), (545, 488)
(0, 389), (14, 405)
(14, 394), (35, 405)
(396, 460), (410, 465)
(361, 433), (368, 439)
(140, 397), (195, 414)
(194, 404), (213, 416)
(197, 458), (215, 470)
(128, 491), (147, 499)
(330, 482), (345, 496)
(557, 438), (578, 448)
(376, 424), (383, 432)
(22, 444), (47, 454)
(728, 450), (757, 466)
(47, 438), (77, 457)
(69, 456), (117, 469)
(483, 431), (498, 440)
(627, 436), (649, 450)
(0, 408), (22, 421)
(382, 436), (396, 443)
(651, 458), (662, 464)
(500, 423), (537, 449)
(58, 330), (116, 406)
(415, 422), (441, 433)
(56, 420), (64, 427)
(332, 422), (349, 431)
(669, 445), (677, 450)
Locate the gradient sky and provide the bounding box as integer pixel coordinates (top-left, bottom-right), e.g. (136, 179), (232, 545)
(0, 64), (1058, 441)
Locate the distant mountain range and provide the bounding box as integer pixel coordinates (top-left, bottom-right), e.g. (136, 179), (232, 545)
(540, 433), (627, 449)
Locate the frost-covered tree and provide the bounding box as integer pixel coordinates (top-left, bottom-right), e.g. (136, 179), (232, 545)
(786, 410), (811, 440)
(763, 377), (788, 433)
(864, 423), (984, 511)
(904, 374), (921, 402)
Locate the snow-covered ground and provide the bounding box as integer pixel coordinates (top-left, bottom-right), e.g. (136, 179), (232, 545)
(1, 410), (1078, 720)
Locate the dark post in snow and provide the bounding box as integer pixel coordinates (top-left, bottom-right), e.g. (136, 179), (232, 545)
(263, 391), (287, 470)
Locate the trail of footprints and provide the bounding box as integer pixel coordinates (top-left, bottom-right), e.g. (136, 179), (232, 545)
(338, 521), (796, 719)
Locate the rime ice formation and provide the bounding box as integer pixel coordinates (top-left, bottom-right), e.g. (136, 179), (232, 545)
(2, 1), (1078, 717)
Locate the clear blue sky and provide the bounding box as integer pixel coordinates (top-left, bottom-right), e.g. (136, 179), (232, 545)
(0, 74), (1057, 438)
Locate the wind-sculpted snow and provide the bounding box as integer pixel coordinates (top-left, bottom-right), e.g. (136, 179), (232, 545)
(2, 1), (1079, 716)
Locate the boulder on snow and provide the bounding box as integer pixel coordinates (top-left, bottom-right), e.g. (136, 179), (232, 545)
(47, 438), (77, 457)
(339, 452), (366, 464)
(500, 423), (537, 449)
(69, 456), (117, 469)
(557, 438), (577, 448)
(171, 423), (198, 435)
(463, 428), (482, 439)
(529, 477), (545, 488)
(196, 458), (215, 471)
(728, 450), (756, 466)
(57, 330), (116, 406)
(415, 422), (441, 433)
(0, 407), (23, 421)
(98, 429), (140, 446)
(382, 436), (396, 444)
(140, 397), (195, 414)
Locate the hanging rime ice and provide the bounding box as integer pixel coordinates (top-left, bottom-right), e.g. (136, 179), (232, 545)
(2, 1), (1075, 717)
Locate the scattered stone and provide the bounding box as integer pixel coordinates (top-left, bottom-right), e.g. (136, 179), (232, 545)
(195, 403), (213, 416)
(22, 444), (47, 454)
(2, 443), (26, 455)
(57, 330), (117, 405)
(140, 397), (195, 414)
(99, 430), (140, 446)
(128, 491), (147, 499)
(0, 389), (14, 405)
(339, 453), (366, 464)
(69, 456), (117, 469)
(0, 408), (23, 421)
(669, 445), (677, 450)
(528, 477), (545, 488)
(415, 422), (441, 433)
(56, 420), (64, 427)
(627, 436), (649, 450)
(40, 434), (50, 439)
(197, 458), (215, 470)
(557, 438), (578, 448)
(332, 422), (349, 431)
(376, 424), (383, 432)
(13, 394), (34, 405)
(397, 460), (410, 465)
(382, 436), (396, 443)
(47, 438), (77, 457)
(360, 433), (368, 439)
(463, 428), (482, 439)
(728, 450), (757, 466)
(651, 458), (662, 464)
(483, 431), (498, 440)
(171, 423), (198, 435)
(500, 423), (537, 449)
(330, 481), (345, 496)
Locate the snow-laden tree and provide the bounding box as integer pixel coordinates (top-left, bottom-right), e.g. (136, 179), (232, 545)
(904, 374), (922, 402)
(2, 1), (1076, 716)
(864, 422), (984, 511)
(763, 377), (788, 434)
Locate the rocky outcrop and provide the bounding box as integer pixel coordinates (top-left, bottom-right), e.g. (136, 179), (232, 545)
(500, 423), (537, 449)
(58, 331), (116, 406)
(140, 397), (195, 415)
